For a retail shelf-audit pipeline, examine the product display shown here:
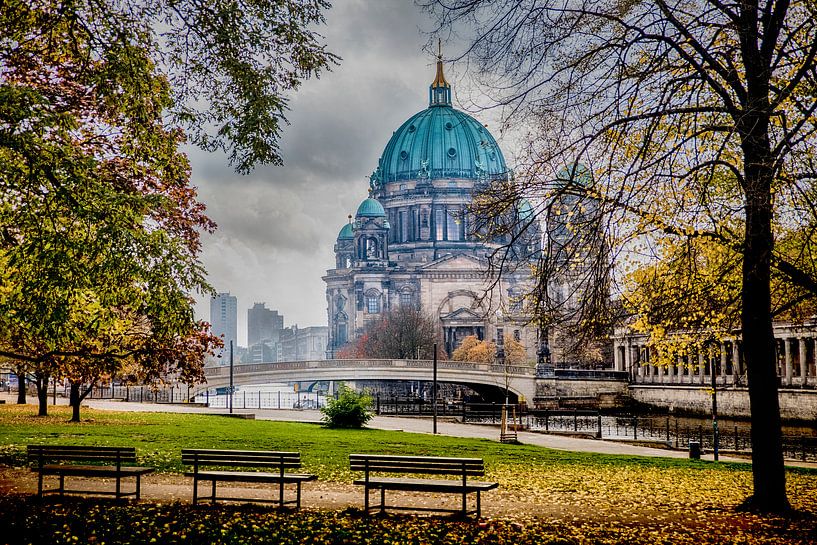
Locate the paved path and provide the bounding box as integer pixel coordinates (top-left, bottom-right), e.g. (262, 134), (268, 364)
(3, 395), (815, 468)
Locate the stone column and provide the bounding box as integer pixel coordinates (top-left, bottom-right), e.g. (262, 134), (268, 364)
(677, 355), (684, 384)
(719, 342), (727, 385)
(613, 341), (620, 371)
(657, 357), (665, 383)
(625, 342), (633, 378)
(799, 337), (808, 385)
(732, 340), (740, 384)
(784, 338), (793, 386)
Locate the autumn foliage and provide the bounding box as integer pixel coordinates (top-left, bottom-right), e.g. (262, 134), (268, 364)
(452, 335), (528, 364)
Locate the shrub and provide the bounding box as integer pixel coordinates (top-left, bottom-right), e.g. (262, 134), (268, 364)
(320, 386), (373, 428)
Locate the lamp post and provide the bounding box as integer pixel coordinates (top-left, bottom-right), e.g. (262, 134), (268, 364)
(229, 340), (234, 414)
(432, 343), (438, 434)
(711, 347), (719, 461)
(496, 310), (510, 441)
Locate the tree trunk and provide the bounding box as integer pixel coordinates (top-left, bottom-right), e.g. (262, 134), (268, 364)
(741, 140), (789, 512)
(35, 373), (49, 417)
(69, 382), (81, 422)
(14, 367), (26, 404)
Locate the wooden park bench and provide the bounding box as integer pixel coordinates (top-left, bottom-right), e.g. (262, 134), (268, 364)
(182, 449), (316, 507)
(27, 445), (154, 500)
(350, 454), (498, 518)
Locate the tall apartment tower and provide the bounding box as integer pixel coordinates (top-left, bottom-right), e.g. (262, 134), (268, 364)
(247, 303), (284, 346)
(210, 292), (238, 352)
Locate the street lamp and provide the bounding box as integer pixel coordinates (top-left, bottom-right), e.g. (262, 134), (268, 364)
(496, 310), (513, 442)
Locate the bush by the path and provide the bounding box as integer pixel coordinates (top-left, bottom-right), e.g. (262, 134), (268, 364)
(320, 386), (373, 428)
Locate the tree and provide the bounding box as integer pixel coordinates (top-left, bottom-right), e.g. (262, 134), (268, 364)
(452, 335), (528, 364)
(0, 1), (221, 420)
(427, 0), (817, 511)
(2, 0), (338, 174)
(343, 307), (442, 360)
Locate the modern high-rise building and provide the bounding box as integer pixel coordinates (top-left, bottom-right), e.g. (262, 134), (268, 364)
(247, 303), (284, 346)
(210, 292), (237, 352)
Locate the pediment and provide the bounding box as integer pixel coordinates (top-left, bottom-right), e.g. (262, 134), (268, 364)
(419, 253), (487, 271)
(440, 307), (485, 323)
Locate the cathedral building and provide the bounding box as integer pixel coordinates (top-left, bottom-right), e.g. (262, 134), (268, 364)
(324, 59), (542, 360)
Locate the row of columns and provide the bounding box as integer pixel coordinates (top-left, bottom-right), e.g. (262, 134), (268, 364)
(613, 335), (817, 387)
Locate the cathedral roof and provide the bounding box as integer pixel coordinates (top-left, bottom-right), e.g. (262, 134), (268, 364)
(337, 222), (354, 240)
(375, 61), (508, 184)
(356, 197), (386, 218)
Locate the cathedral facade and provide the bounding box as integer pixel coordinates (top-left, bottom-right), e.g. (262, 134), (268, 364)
(324, 60), (542, 360)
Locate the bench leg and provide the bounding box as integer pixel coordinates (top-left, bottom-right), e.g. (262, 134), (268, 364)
(193, 477), (198, 506)
(279, 480), (285, 508)
(59, 474), (65, 499)
(116, 474), (121, 500)
(462, 490), (466, 516)
(37, 472), (43, 499)
(296, 483), (302, 510)
(380, 488), (385, 514)
(211, 480), (217, 505)
(476, 490), (481, 519)
(136, 475), (142, 501)
(364, 486), (369, 513)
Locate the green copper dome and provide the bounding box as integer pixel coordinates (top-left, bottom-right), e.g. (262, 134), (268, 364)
(375, 59), (508, 184)
(557, 163), (592, 186)
(337, 222), (354, 240)
(518, 198), (534, 221)
(378, 107), (507, 183)
(356, 197), (386, 217)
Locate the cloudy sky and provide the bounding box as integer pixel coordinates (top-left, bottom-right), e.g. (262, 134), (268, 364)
(190, 0), (511, 346)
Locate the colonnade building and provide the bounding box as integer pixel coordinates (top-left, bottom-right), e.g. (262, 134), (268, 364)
(612, 323), (817, 387)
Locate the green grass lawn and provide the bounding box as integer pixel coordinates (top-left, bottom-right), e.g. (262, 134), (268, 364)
(2, 404), (817, 544)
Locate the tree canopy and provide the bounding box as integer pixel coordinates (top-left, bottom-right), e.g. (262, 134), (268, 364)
(4, 0), (338, 174)
(426, 0), (817, 511)
(0, 0), (228, 418)
(336, 307), (441, 360)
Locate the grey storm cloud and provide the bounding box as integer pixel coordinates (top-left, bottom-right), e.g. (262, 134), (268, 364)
(189, 0), (511, 344)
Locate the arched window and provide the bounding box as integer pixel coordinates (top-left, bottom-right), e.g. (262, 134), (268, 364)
(400, 291), (413, 307)
(365, 290), (381, 314)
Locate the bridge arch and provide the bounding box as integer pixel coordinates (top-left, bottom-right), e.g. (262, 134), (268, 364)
(199, 359), (535, 402)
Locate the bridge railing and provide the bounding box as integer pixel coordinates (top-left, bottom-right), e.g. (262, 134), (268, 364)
(203, 359), (537, 377)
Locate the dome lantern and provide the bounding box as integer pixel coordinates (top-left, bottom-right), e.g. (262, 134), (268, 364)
(429, 41), (451, 107)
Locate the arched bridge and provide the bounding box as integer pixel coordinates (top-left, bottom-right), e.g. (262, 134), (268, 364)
(201, 359), (537, 402)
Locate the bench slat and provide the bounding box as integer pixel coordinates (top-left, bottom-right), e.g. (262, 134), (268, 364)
(27, 446), (137, 464)
(349, 454), (484, 476)
(353, 477), (498, 492)
(182, 449), (301, 469)
(184, 470), (316, 483)
(182, 449), (299, 457)
(349, 454), (483, 463)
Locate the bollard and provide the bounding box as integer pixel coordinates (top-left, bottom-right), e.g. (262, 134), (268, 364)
(597, 414), (602, 439)
(689, 441), (701, 459)
(633, 416), (638, 440)
(666, 417), (670, 442)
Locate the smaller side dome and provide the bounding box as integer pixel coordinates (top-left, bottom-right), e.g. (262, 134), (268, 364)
(557, 163), (592, 186)
(518, 199), (534, 221)
(337, 222), (354, 240)
(356, 197), (386, 218)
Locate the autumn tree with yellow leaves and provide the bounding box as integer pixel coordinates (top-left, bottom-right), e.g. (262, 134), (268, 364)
(452, 335), (528, 364)
(427, 0), (817, 511)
